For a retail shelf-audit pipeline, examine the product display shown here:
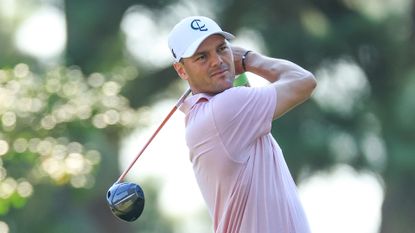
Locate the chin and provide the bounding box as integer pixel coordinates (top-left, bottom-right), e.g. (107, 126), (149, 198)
(216, 84), (233, 94)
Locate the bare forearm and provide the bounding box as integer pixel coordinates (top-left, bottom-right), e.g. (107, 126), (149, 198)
(244, 51), (313, 83)
(243, 50), (317, 118)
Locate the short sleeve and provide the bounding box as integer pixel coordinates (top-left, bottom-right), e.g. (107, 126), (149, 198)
(211, 86), (277, 161)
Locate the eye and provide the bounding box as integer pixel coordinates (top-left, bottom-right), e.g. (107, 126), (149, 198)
(218, 45), (228, 53)
(195, 54), (206, 62)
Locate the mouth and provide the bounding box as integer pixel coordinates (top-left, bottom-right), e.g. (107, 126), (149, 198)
(210, 68), (228, 78)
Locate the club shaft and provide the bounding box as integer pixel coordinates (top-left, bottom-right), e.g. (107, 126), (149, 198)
(117, 88), (191, 183)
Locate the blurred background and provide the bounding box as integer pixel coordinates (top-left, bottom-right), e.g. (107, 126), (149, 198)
(0, 0), (414, 232)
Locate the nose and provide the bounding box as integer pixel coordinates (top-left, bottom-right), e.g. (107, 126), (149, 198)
(210, 53), (223, 67)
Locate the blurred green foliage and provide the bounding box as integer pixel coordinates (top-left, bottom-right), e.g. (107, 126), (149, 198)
(0, 63), (140, 231)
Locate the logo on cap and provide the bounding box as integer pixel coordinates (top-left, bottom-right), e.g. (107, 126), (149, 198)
(190, 19), (208, 32)
(171, 49), (177, 59)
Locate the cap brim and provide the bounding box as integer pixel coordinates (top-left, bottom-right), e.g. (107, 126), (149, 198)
(180, 32), (235, 60)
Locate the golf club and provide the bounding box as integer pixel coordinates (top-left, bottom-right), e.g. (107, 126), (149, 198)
(106, 88), (191, 222)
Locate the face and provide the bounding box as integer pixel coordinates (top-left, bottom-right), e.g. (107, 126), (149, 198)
(173, 34), (235, 95)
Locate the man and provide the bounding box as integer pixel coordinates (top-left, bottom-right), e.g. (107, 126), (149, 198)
(168, 16), (316, 233)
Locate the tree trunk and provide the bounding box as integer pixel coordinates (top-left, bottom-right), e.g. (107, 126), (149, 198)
(380, 174), (415, 233)
(64, 0), (131, 73)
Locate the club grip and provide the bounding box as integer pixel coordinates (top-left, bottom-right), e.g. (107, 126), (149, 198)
(233, 73), (250, 87)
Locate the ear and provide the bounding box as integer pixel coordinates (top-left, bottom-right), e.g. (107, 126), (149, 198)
(173, 62), (189, 81)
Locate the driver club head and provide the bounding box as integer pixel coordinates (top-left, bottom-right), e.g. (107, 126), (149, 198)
(106, 182), (145, 222)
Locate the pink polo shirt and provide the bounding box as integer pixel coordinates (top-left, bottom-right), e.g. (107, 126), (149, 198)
(180, 86), (310, 233)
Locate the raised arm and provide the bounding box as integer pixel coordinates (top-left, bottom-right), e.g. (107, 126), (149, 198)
(232, 46), (317, 119)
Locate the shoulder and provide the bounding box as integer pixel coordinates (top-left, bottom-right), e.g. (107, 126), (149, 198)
(212, 86), (275, 108)
(210, 86), (276, 121)
(211, 87), (250, 111)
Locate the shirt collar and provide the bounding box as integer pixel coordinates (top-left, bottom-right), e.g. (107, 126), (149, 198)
(179, 92), (213, 114)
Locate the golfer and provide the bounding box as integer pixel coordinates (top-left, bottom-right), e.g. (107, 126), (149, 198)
(168, 16), (316, 233)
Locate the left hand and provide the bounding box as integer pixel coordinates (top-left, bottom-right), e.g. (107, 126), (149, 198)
(231, 46), (249, 75)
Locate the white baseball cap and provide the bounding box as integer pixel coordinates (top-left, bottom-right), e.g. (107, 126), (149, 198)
(168, 16), (235, 62)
